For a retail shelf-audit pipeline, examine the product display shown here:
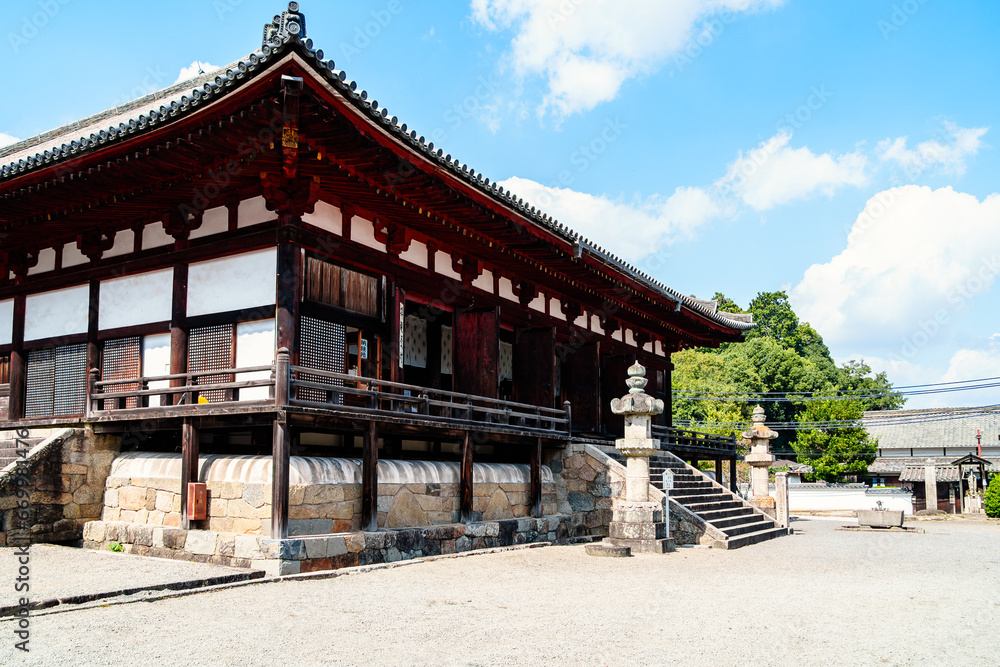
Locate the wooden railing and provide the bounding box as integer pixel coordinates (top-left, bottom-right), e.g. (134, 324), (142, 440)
(653, 425), (737, 457)
(87, 365), (274, 416)
(288, 364), (572, 436)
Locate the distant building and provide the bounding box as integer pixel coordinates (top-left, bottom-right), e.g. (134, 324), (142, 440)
(863, 407), (999, 513)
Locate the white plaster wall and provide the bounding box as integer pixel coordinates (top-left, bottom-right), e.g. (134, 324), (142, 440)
(142, 221), (174, 250)
(574, 313), (588, 328)
(655, 340), (665, 357)
(625, 330), (637, 347)
(143, 333), (171, 407)
(352, 216), (386, 252)
(0, 299), (12, 346)
(528, 294), (545, 313)
(99, 269), (173, 330)
(187, 249), (276, 317)
(498, 277), (516, 302)
(785, 485), (914, 514)
(612, 329), (623, 342)
(24, 284), (89, 341)
(302, 201), (342, 236)
(27, 248), (56, 275)
(880, 448), (910, 457)
(399, 240), (427, 269)
(550, 298), (566, 320)
(591, 314), (604, 334)
(235, 319), (275, 401)
(435, 250), (461, 280)
(238, 196), (277, 228)
(103, 229), (134, 258)
(473, 269), (493, 293)
(62, 241), (89, 267)
(190, 206), (229, 240)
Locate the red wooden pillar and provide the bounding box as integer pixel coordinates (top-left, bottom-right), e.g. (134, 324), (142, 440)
(275, 237), (302, 365)
(170, 264), (188, 404)
(362, 420), (379, 532)
(180, 418), (199, 531)
(271, 416), (290, 539)
(7, 295), (26, 421)
(86, 279), (100, 376)
(460, 431), (474, 523)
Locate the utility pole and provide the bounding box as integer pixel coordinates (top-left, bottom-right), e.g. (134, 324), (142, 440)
(977, 429), (982, 458)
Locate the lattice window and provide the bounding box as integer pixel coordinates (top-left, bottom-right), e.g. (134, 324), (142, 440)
(101, 337), (141, 409)
(25, 344), (87, 417)
(441, 325), (453, 375)
(499, 341), (513, 382)
(188, 323), (235, 403)
(298, 316), (346, 403)
(403, 315), (427, 368)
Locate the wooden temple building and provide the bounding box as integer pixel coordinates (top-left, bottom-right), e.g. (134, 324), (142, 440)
(0, 4), (752, 544)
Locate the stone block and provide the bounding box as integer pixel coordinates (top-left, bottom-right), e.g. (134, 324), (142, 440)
(258, 539), (280, 559)
(163, 513), (180, 528)
(134, 525), (154, 547)
(243, 483), (266, 509)
(156, 491), (175, 513)
(117, 486), (148, 511)
(279, 539), (306, 560)
(385, 546), (402, 562)
(235, 535), (262, 560)
(134, 509), (149, 524)
(103, 488), (119, 508)
(301, 558), (333, 573)
(185, 530), (219, 555)
(327, 536), (348, 557)
(304, 485), (344, 505)
(567, 492), (595, 512)
(162, 528), (187, 550)
(345, 533), (366, 553)
(330, 552), (360, 569)
(152, 527), (165, 548)
(359, 549), (385, 566)
(208, 497), (228, 518)
(209, 517), (235, 533)
(465, 523), (486, 538)
(103, 507), (121, 522)
(62, 503), (80, 519)
(231, 518), (263, 535)
(144, 488), (158, 511)
(62, 463), (88, 475)
(217, 482), (244, 500)
(82, 521), (105, 542)
(250, 559), (282, 577)
(455, 535), (472, 552)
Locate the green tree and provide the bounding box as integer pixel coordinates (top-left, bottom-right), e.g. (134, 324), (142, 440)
(792, 399), (878, 482)
(711, 292), (744, 314)
(984, 474), (1000, 518)
(745, 291), (801, 347)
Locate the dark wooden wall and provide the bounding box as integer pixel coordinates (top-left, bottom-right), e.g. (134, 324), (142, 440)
(453, 308), (499, 398)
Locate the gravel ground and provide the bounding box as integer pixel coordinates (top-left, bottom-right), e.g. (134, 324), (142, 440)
(0, 544), (251, 608)
(4, 517), (999, 666)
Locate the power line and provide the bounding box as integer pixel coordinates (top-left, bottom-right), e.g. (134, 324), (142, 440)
(672, 375), (1000, 403)
(674, 403), (1000, 431)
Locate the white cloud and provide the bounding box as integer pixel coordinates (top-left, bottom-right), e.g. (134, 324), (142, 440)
(0, 132), (19, 148)
(497, 177), (719, 262)
(175, 61), (218, 85)
(876, 121), (988, 177)
(470, 0), (784, 117)
(791, 185), (1000, 348)
(714, 132), (868, 210)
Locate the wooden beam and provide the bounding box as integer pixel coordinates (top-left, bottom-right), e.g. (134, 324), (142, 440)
(169, 264), (188, 405)
(271, 415), (290, 539)
(389, 284), (405, 384)
(362, 420), (379, 532)
(530, 438), (542, 519)
(86, 279), (100, 373)
(461, 430), (474, 523)
(730, 457), (737, 493)
(715, 458), (723, 487)
(180, 418), (199, 531)
(7, 295), (26, 421)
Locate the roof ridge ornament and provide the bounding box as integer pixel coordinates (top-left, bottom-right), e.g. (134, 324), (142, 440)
(263, 2), (307, 48)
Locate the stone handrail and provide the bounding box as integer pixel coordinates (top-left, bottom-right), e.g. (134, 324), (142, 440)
(0, 428), (78, 495)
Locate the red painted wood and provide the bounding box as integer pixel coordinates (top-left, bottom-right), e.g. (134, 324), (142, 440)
(562, 341), (601, 434)
(460, 430), (474, 523)
(271, 417), (290, 539)
(362, 420), (378, 532)
(7, 295), (25, 420)
(180, 418), (199, 530)
(530, 437), (542, 518)
(170, 264), (188, 405)
(275, 240), (302, 364)
(513, 327), (556, 409)
(453, 308), (499, 399)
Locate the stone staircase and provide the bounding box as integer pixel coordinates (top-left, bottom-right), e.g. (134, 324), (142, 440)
(651, 455), (787, 550)
(0, 436), (42, 469)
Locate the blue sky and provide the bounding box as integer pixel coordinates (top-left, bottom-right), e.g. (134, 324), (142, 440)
(2, 0), (999, 408)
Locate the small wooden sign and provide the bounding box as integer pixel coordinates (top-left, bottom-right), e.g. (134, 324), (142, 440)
(188, 482), (208, 520)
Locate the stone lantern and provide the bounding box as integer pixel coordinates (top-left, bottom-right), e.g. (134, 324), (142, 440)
(599, 361), (674, 554)
(742, 405), (777, 514)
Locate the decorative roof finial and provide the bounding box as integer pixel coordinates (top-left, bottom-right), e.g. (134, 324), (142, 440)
(626, 361), (647, 395)
(262, 2), (307, 48)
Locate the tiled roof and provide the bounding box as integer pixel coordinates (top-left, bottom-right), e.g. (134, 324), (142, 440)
(869, 456), (997, 475)
(0, 3), (752, 335)
(899, 465), (960, 483)
(863, 406), (1000, 450)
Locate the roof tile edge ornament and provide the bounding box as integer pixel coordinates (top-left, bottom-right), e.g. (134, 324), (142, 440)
(0, 1), (752, 334)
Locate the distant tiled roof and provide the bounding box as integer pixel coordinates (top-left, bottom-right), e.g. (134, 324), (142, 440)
(899, 465), (960, 483)
(863, 406), (1000, 450)
(869, 456), (997, 475)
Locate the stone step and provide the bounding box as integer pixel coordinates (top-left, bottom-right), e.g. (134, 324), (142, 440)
(695, 506), (756, 522)
(719, 519), (775, 537)
(667, 480), (714, 490)
(669, 491), (730, 503)
(706, 512), (761, 529)
(680, 499), (746, 513)
(718, 526), (788, 550)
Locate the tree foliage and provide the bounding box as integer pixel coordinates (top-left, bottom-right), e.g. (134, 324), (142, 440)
(985, 474), (1000, 518)
(672, 290), (904, 480)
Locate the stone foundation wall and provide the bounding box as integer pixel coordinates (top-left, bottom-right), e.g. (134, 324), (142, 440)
(0, 428), (120, 546)
(545, 443), (620, 537)
(82, 515), (571, 575)
(101, 454), (557, 537)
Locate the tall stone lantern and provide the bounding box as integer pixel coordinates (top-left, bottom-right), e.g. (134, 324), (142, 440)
(601, 361), (674, 554)
(743, 405), (777, 515)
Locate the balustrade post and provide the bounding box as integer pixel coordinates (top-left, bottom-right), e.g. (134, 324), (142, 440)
(275, 347), (290, 407)
(85, 368), (100, 417)
(563, 400), (572, 437)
